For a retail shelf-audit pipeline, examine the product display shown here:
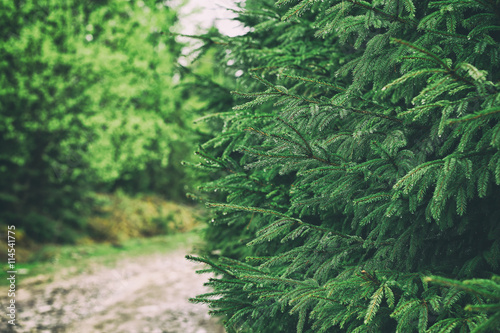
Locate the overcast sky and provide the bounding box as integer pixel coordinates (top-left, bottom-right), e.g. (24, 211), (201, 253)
(172, 0), (248, 37)
(169, 0), (248, 64)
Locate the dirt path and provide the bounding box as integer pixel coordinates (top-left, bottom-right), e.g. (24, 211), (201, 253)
(0, 248), (225, 333)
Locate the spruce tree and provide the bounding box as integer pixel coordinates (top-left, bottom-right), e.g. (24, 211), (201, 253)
(188, 0), (500, 332)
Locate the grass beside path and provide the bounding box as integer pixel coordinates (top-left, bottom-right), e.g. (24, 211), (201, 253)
(0, 230), (203, 287)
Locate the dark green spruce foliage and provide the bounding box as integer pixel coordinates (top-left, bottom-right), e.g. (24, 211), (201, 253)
(188, 0), (500, 332)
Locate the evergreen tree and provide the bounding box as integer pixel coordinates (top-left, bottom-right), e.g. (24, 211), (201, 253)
(188, 0), (500, 332)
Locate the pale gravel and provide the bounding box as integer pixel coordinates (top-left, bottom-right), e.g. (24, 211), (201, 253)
(0, 248), (225, 333)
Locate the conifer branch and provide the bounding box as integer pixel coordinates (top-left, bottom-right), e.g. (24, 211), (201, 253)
(294, 219), (357, 239)
(465, 303), (500, 312)
(353, 193), (392, 205)
(240, 147), (335, 164)
(325, 133), (353, 145)
(206, 202), (360, 240)
(219, 262), (263, 274)
(346, 0), (417, 25)
(365, 285), (384, 324)
(392, 38), (475, 86)
(241, 275), (306, 286)
(258, 251), (297, 267)
(231, 91), (283, 99)
(249, 66), (281, 72)
(257, 218), (296, 234)
(208, 278), (247, 285)
(451, 148), (496, 159)
(252, 74), (320, 104)
(344, 106), (404, 124)
(424, 29), (471, 40)
(281, 74), (346, 92)
(196, 147), (236, 174)
(244, 127), (309, 153)
(243, 76), (416, 129)
(393, 160), (444, 190)
(185, 255), (237, 278)
(281, 0), (314, 20)
(391, 38), (448, 68)
(359, 270), (380, 285)
(240, 147), (339, 166)
(399, 96), (484, 117)
(310, 295), (344, 304)
(371, 141), (399, 171)
(276, 117), (314, 156)
(206, 203), (291, 218)
(424, 276), (500, 301)
(447, 106), (500, 125)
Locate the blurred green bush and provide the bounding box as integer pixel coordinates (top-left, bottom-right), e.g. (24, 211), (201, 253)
(0, 0), (202, 242)
(86, 192), (202, 245)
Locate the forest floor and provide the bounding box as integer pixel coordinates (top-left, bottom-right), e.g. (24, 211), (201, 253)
(0, 233), (225, 333)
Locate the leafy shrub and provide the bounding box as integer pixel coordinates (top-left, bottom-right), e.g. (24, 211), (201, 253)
(87, 192), (202, 244)
(0, 0), (199, 241)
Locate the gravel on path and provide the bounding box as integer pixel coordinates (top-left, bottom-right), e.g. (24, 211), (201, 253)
(0, 248), (225, 333)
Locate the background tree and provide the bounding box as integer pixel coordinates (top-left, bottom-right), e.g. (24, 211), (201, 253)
(189, 0), (500, 332)
(0, 0), (196, 242)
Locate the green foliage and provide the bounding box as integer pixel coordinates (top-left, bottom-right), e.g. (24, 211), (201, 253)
(87, 192), (202, 243)
(425, 275), (500, 333)
(0, 0), (197, 241)
(189, 0), (500, 332)
(78, 1), (191, 196)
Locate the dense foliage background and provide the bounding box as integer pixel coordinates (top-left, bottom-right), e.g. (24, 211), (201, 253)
(189, 0), (500, 332)
(0, 0), (205, 244)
